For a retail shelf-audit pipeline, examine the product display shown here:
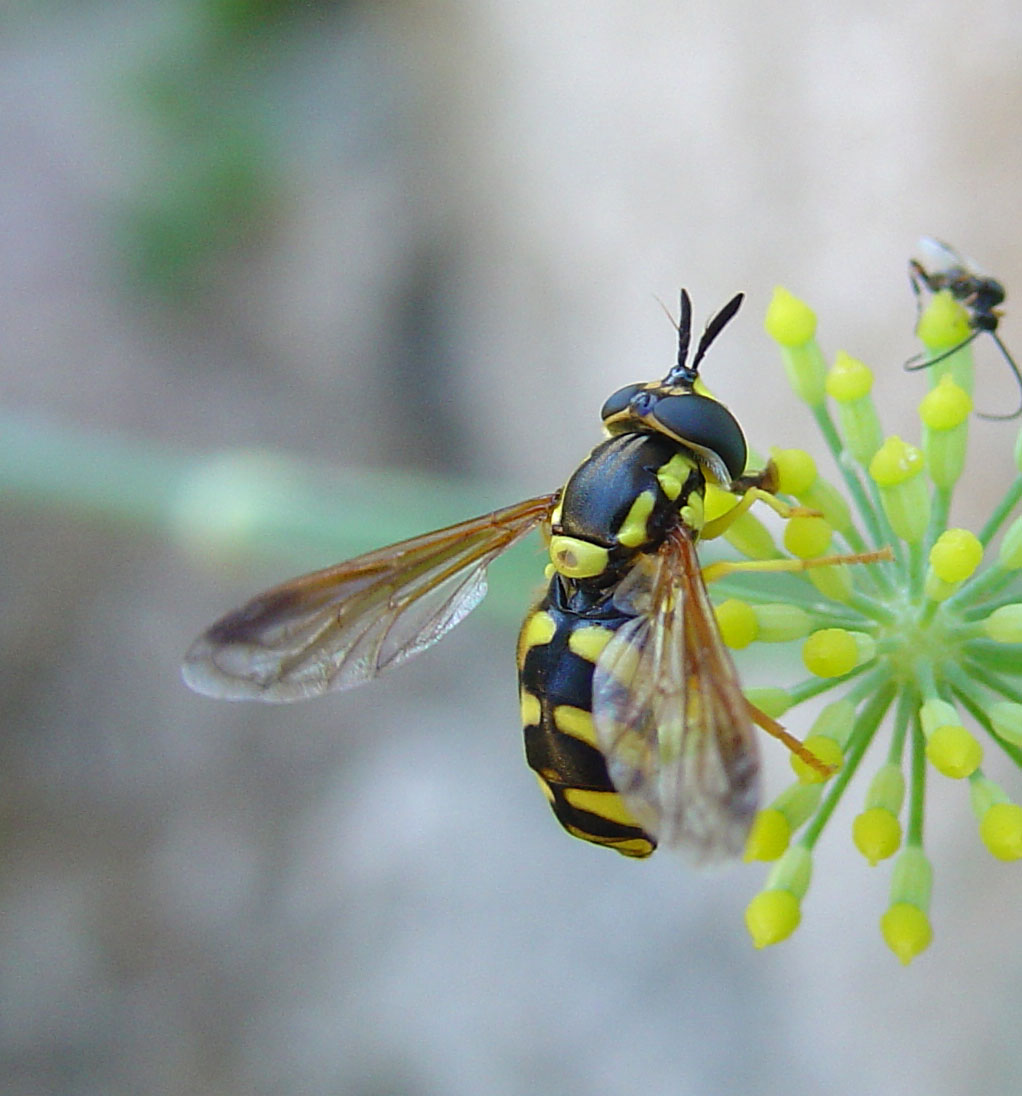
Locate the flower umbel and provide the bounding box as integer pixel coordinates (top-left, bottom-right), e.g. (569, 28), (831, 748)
(729, 279), (1022, 963)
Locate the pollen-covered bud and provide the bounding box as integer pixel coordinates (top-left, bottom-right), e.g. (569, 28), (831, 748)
(826, 351), (884, 464)
(980, 804), (1022, 861)
(770, 447), (817, 495)
(783, 515), (858, 603)
(704, 483), (779, 560)
(744, 783), (823, 861)
(802, 629), (876, 678)
(798, 478), (852, 537)
(765, 287), (817, 346)
(919, 698), (982, 778)
(743, 687), (791, 718)
(925, 528), (983, 600)
(744, 810), (791, 862)
(984, 603), (1022, 643)
(881, 902), (933, 966)
(970, 777), (1022, 861)
(920, 374), (972, 488)
(784, 515), (833, 558)
(750, 603), (812, 643)
(765, 288), (826, 407)
(916, 290), (973, 359)
(790, 736), (842, 783)
(724, 511), (780, 561)
(854, 807), (902, 865)
(988, 701), (1022, 747)
(745, 846), (812, 948)
(715, 598), (758, 649)
(929, 528), (983, 582)
(869, 436), (930, 544)
(853, 733), (904, 864)
(881, 847), (934, 965)
(790, 699), (855, 783)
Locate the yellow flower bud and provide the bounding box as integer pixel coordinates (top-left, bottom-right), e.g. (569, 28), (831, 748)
(802, 629), (875, 678)
(764, 287), (817, 347)
(853, 807), (902, 865)
(745, 889), (801, 948)
(925, 725), (982, 778)
(827, 352), (884, 463)
(916, 290), (972, 353)
(744, 687), (792, 718)
(751, 603), (812, 642)
(784, 515), (833, 558)
(919, 374), (972, 430)
(715, 599), (758, 649)
(744, 809), (791, 862)
(790, 734), (843, 783)
(770, 447), (817, 495)
(724, 510), (779, 560)
(881, 903), (933, 965)
(826, 351), (874, 402)
(928, 528), (983, 583)
(984, 603), (1022, 643)
(979, 803), (1022, 861)
(989, 701), (1022, 746)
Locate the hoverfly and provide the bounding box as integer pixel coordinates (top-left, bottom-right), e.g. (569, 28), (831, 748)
(184, 291), (877, 862)
(906, 236), (1022, 419)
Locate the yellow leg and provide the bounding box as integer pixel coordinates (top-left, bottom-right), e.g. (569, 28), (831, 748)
(701, 547), (893, 586)
(700, 486), (819, 541)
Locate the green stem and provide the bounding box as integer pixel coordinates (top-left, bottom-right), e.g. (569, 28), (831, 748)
(785, 660), (880, 706)
(978, 475), (1022, 547)
(905, 716), (927, 846)
(811, 404), (886, 550)
(950, 680), (1022, 769)
(944, 563), (1020, 613)
(908, 541), (926, 597)
(924, 484), (953, 557)
(799, 679), (898, 849)
(886, 683), (915, 765)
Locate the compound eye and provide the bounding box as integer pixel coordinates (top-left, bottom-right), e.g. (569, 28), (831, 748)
(600, 383), (644, 422)
(650, 393), (748, 481)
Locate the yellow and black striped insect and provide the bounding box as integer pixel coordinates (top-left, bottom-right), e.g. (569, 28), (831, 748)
(184, 291), (852, 862)
(906, 236), (1021, 419)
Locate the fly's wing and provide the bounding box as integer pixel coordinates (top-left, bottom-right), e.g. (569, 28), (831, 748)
(591, 526), (760, 862)
(183, 494), (557, 702)
(916, 237), (970, 280)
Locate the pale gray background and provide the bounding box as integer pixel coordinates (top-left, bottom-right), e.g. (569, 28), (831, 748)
(2, 3), (1020, 1095)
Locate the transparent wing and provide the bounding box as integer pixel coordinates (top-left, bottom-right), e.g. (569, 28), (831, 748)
(591, 526), (760, 862)
(916, 236), (970, 278)
(183, 493), (557, 702)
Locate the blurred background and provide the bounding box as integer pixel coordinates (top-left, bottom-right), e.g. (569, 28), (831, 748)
(2, 2), (1021, 1094)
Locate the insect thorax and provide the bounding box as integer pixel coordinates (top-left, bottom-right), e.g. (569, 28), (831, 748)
(546, 433), (703, 585)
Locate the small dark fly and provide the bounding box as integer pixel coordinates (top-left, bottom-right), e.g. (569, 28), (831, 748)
(907, 237), (1021, 419)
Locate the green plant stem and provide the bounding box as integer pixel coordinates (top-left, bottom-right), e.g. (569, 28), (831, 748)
(799, 677), (897, 849)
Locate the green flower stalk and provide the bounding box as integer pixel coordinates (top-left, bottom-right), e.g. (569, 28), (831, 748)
(727, 283), (1022, 964)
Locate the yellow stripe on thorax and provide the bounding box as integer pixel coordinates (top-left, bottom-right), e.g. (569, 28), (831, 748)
(567, 624), (615, 664)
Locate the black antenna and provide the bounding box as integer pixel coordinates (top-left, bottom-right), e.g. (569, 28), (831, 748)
(692, 292), (744, 374)
(665, 289), (743, 386)
(671, 289), (694, 383)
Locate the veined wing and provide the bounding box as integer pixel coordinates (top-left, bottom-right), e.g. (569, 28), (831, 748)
(183, 493), (557, 702)
(591, 525), (760, 862)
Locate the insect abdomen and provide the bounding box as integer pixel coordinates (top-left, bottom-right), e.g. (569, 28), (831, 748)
(517, 581), (656, 859)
